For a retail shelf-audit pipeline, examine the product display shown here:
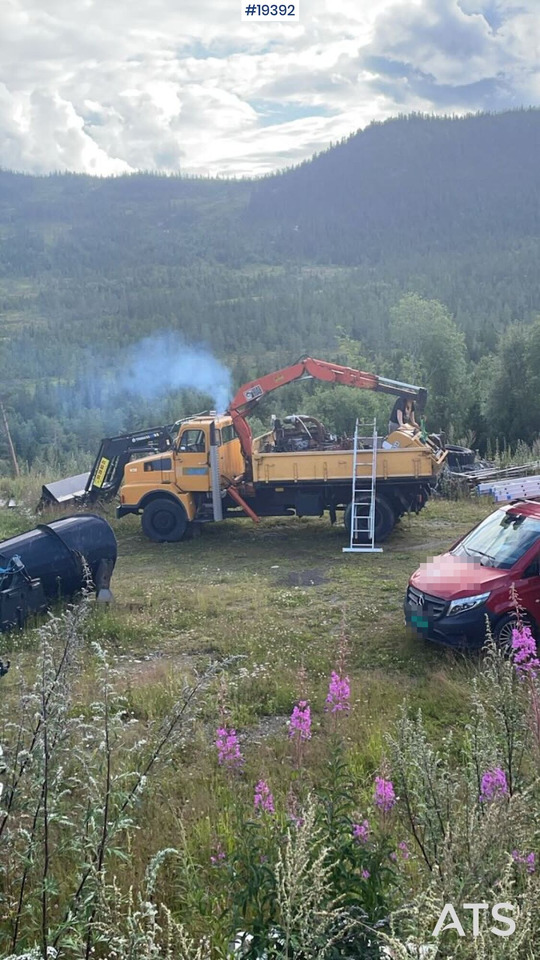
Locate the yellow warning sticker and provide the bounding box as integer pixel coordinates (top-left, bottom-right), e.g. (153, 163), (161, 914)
(93, 457), (110, 488)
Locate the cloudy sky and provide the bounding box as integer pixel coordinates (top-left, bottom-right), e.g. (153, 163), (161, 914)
(1, 0), (539, 178)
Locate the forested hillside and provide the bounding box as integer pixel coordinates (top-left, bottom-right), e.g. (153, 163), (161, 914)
(1, 109), (540, 474)
(249, 110), (540, 261)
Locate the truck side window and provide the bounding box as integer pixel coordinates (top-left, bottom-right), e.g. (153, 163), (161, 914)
(179, 429), (206, 453)
(221, 425), (238, 444)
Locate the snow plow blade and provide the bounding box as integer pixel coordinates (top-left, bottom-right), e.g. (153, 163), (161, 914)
(40, 473), (91, 508)
(39, 425), (176, 510)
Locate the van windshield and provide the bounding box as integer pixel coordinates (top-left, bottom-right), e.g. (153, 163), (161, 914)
(452, 511), (540, 570)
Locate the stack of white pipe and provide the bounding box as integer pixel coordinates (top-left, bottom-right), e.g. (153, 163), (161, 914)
(477, 474), (540, 502)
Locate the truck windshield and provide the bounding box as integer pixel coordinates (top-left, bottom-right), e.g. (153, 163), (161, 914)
(452, 511), (540, 569)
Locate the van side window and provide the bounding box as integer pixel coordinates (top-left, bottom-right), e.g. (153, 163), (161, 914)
(524, 556), (540, 578)
(179, 429), (206, 453)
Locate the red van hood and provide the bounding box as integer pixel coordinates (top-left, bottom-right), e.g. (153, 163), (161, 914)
(410, 552), (510, 600)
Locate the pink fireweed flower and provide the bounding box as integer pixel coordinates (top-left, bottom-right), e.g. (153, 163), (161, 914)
(325, 671), (350, 713)
(286, 790), (304, 828)
(215, 727), (244, 771)
(352, 820), (370, 844)
(210, 844), (226, 865)
(289, 700), (311, 740)
(374, 776), (396, 813)
(480, 767), (508, 802)
(512, 850), (536, 873)
(398, 840), (410, 860)
(361, 869), (371, 880)
(254, 779), (275, 814)
(512, 625), (540, 678)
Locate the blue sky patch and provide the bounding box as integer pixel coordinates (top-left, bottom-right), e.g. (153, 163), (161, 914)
(250, 100), (335, 127)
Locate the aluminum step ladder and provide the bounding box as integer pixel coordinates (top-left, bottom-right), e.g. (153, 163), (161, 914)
(343, 419), (383, 554)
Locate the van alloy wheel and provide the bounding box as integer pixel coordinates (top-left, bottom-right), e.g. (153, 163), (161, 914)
(493, 612), (535, 651)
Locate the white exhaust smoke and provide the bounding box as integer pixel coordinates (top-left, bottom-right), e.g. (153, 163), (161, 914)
(117, 333), (232, 412)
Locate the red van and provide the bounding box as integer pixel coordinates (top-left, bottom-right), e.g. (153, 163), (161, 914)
(404, 501), (540, 649)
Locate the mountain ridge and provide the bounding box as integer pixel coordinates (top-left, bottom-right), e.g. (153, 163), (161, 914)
(1, 108), (540, 466)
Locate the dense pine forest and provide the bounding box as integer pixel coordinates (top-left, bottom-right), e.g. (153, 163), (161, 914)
(1, 108), (540, 474)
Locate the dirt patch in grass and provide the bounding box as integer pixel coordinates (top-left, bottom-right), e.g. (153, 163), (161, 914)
(242, 714), (290, 743)
(281, 568), (329, 587)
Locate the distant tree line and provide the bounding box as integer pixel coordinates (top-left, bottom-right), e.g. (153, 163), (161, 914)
(1, 109), (540, 472)
(1, 289), (538, 475)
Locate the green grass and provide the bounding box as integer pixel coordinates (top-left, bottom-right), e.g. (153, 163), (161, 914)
(0, 492), (502, 951)
(0, 494), (493, 726)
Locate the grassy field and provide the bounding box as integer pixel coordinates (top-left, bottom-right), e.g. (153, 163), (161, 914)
(0, 495), (496, 754)
(0, 493), (502, 955)
(1, 494), (493, 713)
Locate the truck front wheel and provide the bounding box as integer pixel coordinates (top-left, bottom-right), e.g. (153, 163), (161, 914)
(141, 499), (188, 542)
(344, 496), (395, 544)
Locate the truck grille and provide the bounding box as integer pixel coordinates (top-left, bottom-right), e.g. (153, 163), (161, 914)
(407, 586), (447, 620)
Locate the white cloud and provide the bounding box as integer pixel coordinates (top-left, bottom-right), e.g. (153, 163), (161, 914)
(0, 0), (538, 176)
(0, 83), (132, 173)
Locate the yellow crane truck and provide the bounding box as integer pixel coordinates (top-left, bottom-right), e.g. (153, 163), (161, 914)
(115, 357), (447, 543)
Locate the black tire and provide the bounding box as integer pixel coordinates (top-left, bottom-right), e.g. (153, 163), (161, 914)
(344, 495), (396, 544)
(493, 612), (535, 651)
(141, 498), (188, 542)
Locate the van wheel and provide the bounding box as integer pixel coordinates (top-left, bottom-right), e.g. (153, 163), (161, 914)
(493, 612), (535, 651)
(344, 496), (395, 543)
(141, 499), (188, 542)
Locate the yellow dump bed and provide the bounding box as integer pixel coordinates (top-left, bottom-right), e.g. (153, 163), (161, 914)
(251, 429), (446, 484)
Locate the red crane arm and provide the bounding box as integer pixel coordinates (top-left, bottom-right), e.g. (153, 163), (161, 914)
(227, 356), (426, 461)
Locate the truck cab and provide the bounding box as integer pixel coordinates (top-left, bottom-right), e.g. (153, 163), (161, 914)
(173, 418), (244, 491)
(405, 501), (540, 649)
(117, 415), (245, 540)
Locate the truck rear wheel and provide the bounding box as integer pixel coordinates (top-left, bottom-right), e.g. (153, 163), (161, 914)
(344, 495), (395, 544)
(141, 499), (188, 542)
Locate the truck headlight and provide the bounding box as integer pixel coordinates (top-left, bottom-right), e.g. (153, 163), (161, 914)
(447, 592), (490, 617)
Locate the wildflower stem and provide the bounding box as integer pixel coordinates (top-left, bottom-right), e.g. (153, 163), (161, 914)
(396, 776), (434, 873)
(11, 781), (45, 952)
(0, 619), (77, 841)
(84, 673), (112, 960)
(52, 665), (216, 950)
(41, 656), (50, 960)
